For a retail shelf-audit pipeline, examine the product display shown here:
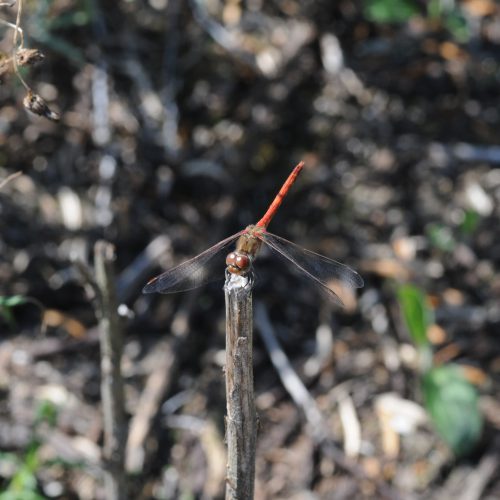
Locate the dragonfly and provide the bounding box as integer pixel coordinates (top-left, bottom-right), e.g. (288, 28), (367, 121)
(143, 161), (364, 305)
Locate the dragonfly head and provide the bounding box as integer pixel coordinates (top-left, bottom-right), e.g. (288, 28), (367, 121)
(226, 251), (251, 275)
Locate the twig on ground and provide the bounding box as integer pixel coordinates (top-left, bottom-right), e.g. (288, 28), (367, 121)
(90, 40), (117, 227)
(336, 387), (362, 458)
(428, 141), (500, 164)
(90, 0), (110, 147)
(189, 0), (314, 78)
(224, 272), (256, 500)
(116, 235), (171, 303)
(188, 0), (259, 73)
(94, 241), (127, 500)
(28, 327), (100, 360)
(0, 171), (22, 190)
(38, 427), (102, 469)
(126, 295), (194, 473)
(254, 301), (401, 500)
(254, 301), (323, 432)
(456, 452), (499, 500)
(125, 339), (175, 473)
(91, 61), (111, 147)
(121, 49), (164, 134)
(164, 409), (226, 499)
(161, 0), (182, 158)
(394, 138), (500, 166)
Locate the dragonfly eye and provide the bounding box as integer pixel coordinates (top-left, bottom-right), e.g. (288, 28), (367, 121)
(235, 254), (250, 269)
(226, 252), (236, 267)
(226, 252), (251, 274)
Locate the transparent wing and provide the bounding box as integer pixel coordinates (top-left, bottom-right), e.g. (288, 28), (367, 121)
(143, 231), (244, 294)
(259, 231), (364, 305)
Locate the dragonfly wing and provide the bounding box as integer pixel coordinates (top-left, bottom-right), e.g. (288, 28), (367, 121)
(260, 232), (364, 305)
(143, 231), (244, 294)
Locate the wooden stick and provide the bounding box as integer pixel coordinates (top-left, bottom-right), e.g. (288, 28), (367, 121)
(224, 273), (256, 500)
(94, 241), (127, 500)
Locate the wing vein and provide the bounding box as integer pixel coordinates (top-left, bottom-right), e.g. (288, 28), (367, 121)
(143, 231), (244, 294)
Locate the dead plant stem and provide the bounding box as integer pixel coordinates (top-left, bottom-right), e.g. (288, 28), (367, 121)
(11, 0), (29, 90)
(224, 273), (256, 500)
(94, 241), (127, 500)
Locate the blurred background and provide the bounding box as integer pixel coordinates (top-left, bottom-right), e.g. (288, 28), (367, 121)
(1, 0), (500, 498)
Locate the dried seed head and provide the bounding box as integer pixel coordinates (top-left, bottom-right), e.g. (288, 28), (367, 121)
(16, 49), (45, 67)
(23, 90), (60, 122)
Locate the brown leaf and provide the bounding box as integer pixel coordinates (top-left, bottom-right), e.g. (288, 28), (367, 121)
(42, 309), (86, 338)
(361, 259), (411, 280)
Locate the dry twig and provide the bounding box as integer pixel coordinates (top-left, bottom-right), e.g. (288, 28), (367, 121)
(94, 241), (127, 500)
(224, 272), (256, 500)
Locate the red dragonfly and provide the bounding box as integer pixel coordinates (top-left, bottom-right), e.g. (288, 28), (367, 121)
(143, 162), (363, 304)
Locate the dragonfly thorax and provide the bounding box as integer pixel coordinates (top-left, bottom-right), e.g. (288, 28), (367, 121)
(225, 225), (264, 275)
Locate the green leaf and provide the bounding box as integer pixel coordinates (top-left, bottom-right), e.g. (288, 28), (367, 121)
(0, 305), (17, 329)
(23, 443), (41, 474)
(0, 296), (25, 328)
(422, 365), (483, 456)
(427, 223), (456, 252)
(460, 209), (480, 236)
(8, 465), (38, 492)
(0, 491), (46, 500)
(397, 284), (432, 348)
(0, 296), (30, 308)
(427, 0), (443, 19)
(444, 11), (470, 43)
(364, 0), (420, 23)
(34, 400), (58, 427)
(0, 443), (44, 499)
